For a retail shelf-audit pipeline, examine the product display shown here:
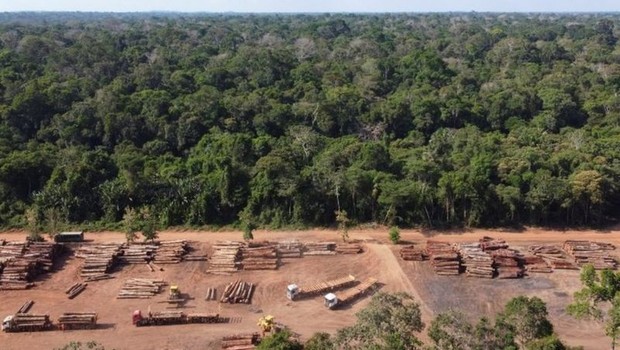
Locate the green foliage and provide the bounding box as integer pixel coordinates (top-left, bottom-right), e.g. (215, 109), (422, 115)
(24, 207), (43, 241)
(0, 13), (618, 230)
(54, 341), (108, 350)
(568, 264), (620, 349)
(428, 311), (478, 350)
(243, 222), (255, 241)
(304, 332), (335, 350)
(388, 226), (400, 244)
(335, 210), (350, 242)
(43, 207), (64, 239)
(500, 296), (554, 345)
(138, 208), (158, 242)
(429, 311), (518, 350)
(336, 292), (424, 349)
(525, 335), (577, 350)
(122, 207), (158, 242)
(256, 330), (303, 350)
(122, 208), (139, 243)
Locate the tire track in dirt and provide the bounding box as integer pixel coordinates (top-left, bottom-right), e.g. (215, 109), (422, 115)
(366, 244), (434, 325)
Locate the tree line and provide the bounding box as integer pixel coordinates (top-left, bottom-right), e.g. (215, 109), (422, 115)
(0, 13), (619, 230)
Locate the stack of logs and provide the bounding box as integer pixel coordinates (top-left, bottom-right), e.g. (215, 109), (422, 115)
(276, 240), (304, 258)
(221, 333), (260, 350)
(479, 237), (524, 279)
(522, 255), (553, 273)
(479, 237), (509, 251)
(117, 278), (166, 299)
(26, 242), (62, 274)
(17, 300), (34, 314)
(220, 280), (254, 304)
(0, 242), (25, 258)
(57, 312), (97, 329)
(0, 241), (62, 290)
(490, 249), (525, 279)
(304, 242), (336, 256)
(205, 288), (217, 301)
(184, 241), (208, 261)
(529, 245), (578, 270)
(335, 243), (363, 254)
(563, 240), (617, 270)
(400, 245), (427, 261)
(426, 241), (461, 275)
(207, 241), (242, 274)
(240, 243), (278, 270)
(76, 244), (122, 279)
(458, 243), (494, 278)
(118, 244), (156, 264)
(154, 240), (189, 264)
(66, 282), (87, 299)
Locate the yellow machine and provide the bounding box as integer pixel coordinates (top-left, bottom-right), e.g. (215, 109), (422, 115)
(168, 285), (182, 302)
(156, 285), (184, 306)
(257, 315), (276, 337)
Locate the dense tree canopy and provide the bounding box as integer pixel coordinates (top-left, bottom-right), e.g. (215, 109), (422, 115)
(0, 13), (619, 229)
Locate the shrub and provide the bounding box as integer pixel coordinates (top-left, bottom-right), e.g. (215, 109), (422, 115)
(389, 226), (400, 244)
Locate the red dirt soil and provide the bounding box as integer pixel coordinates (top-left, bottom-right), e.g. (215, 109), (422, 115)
(0, 226), (618, 349)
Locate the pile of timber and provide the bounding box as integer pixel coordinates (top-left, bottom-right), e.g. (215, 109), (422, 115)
(335, 243), (363, 254)
(220, 280), (255, 304)
(76, 243), (122, 278)
(66, 282), (87, 299)
(0, 258), (37, 289)
(117, 278), (166, 299)
(529, 244), (578, 270)
(304, 242), (336, 256)
(490, 249), (525, 279)
(84, 274), (114, 282)
(154, 240), (189, 264)
(240, 245), (278, 270)
(276, 240), (303, 258)
(184, 241), (208, 261)
(25, 242), (63, 273)
(207, 241), (242, 274)
(0, 242), (26, 258)
(479, 236), (509, 251)
(0, 241), (62, 290)
(400, 245), (427, 261)
(563, 240), (617, 270)
(221, 333), (260, 349)
(205, 288), (217, 301)
(10, 314), (50, 328)
(17, 300), (34, 314)
(458, 243), (495, 278)
(57, 312), (97, 329)
(522, 255), (553, 273)
(118, 243), (156, 264)
(426, 240), (461, 275)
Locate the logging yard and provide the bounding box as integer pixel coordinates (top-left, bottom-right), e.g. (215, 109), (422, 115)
(0, 227), (619, 350)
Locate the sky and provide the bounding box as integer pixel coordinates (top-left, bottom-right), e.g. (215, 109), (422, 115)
(0, 0), (619, 13)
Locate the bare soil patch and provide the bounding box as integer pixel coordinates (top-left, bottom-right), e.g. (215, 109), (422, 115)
(0, 227), (617, 349)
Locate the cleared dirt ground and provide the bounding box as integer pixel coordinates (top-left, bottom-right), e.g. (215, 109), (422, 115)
(0, 227), (618, 349)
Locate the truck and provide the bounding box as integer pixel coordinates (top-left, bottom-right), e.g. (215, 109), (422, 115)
(57, 312), (98, 330)
(54, 231), (84, 243)
(286, 274), (356, 301)
(2, 314), (52, 332)
(324, 277), (378, 309)
(132, 310), (220, 327)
